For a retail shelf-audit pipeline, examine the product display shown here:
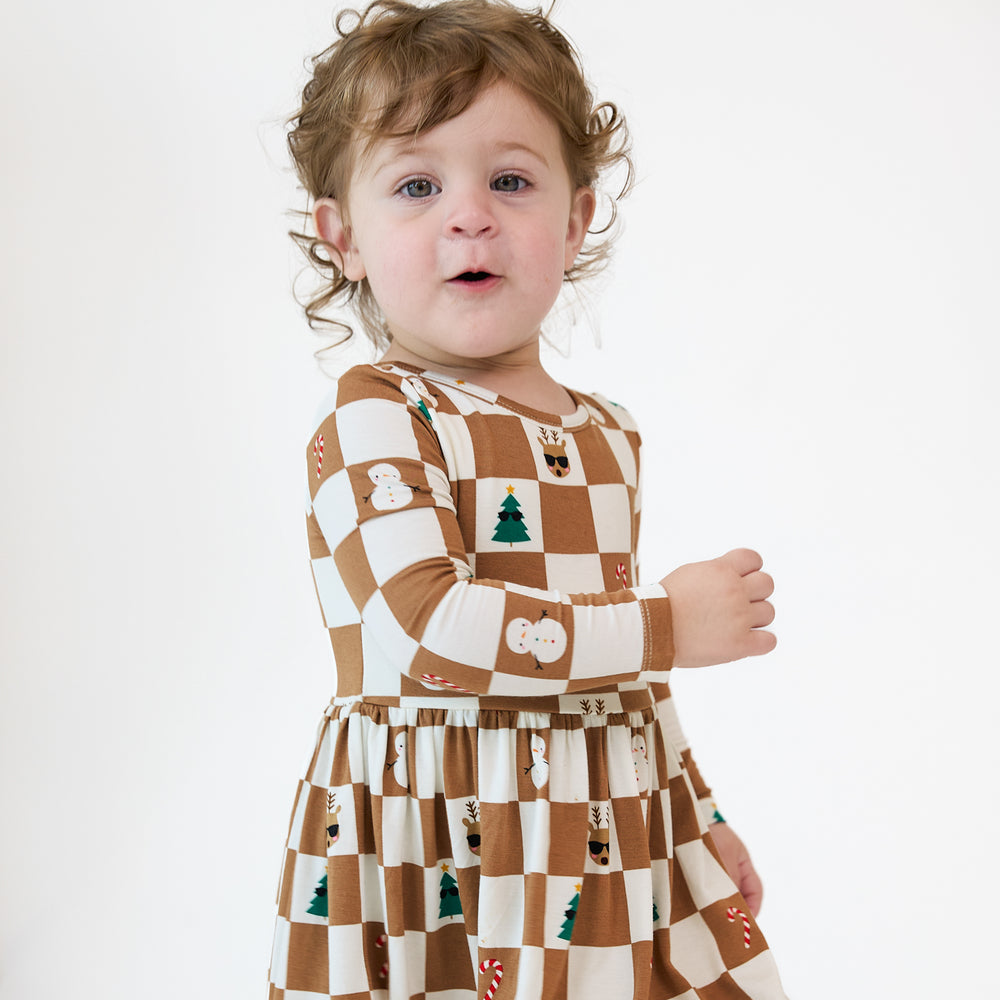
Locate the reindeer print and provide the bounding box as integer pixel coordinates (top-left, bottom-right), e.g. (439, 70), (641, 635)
(588, 806), (611, 867)
(325, 792), (342, 848)
(463, 801), (481, 856)
(537, 428), (570, 478)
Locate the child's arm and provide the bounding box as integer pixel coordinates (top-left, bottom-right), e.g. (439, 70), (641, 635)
(708, 823), (763, 917)
(309, 369), (773, 696)
(651, 680), (764, 916)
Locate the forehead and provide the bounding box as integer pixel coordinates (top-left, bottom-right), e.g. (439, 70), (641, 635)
(354, 82), (563, 173)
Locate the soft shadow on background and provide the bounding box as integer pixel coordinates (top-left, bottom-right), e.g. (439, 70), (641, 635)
(2, 1), (998, 996)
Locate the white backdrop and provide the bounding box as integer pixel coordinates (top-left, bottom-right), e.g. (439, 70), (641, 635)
(2, 1), (998, 997)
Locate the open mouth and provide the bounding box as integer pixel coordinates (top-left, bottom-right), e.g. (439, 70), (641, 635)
(452, 271), (495, 283)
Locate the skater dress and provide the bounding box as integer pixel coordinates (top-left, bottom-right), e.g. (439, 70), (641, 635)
(267, 362), (787, 1000)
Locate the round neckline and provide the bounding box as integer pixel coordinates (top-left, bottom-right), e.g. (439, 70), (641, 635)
(374, 362), (593, 430)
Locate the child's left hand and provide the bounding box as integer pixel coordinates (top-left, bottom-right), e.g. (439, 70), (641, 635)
(708, 823), (763, 917)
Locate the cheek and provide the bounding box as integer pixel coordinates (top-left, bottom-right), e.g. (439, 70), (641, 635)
(362, 234), (422, 307)
(520, 224), (572, 290)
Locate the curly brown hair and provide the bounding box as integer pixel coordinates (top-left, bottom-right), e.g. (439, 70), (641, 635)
(288, 0), (633, 349)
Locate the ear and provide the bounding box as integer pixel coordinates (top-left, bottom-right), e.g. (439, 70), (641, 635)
(313, 197), (366, 281)
(564, 185), (597, 270)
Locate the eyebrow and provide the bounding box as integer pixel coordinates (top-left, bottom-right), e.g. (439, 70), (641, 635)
(491, 141), (550, 167)
(369, 137), (551, 178)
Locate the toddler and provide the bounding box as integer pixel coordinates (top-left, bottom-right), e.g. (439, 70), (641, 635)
(268, 2), (787, 998)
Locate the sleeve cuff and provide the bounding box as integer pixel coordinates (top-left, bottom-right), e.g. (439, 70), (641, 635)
(633, 583), (673, 678)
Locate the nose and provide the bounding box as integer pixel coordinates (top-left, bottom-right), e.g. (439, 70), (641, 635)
(445, 186), (497, 238)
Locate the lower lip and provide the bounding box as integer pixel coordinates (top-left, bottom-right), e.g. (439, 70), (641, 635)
(447, 275), (502, 293)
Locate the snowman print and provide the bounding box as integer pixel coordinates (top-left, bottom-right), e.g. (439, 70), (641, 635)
(505, 612), (568, 669)
(523, 733), (550, 789)
(386, 731), (409, 789)
(631, 734), (649, 793)
(364, 463), (416, 511)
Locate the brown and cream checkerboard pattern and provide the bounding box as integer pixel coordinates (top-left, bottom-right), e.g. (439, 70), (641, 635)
(268, 364), (786, 999)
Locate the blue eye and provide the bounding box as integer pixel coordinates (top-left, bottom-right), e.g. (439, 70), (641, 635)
(492, 174), (528, 193)
(400, 178), (439, 198)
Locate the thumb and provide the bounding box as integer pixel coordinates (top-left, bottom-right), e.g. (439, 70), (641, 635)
(740, 629), (777, 659)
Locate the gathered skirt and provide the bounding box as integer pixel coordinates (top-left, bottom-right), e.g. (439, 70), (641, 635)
(267, 695), (787, 1000)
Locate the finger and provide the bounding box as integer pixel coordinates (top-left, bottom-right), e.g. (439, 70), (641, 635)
(743, 571), (774, 602)
(741, 629), (777, 658)
(721, 548), (764, 576)
(748, 599), (775, 629)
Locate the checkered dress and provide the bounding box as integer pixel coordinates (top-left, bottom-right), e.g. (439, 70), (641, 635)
(268, 363), (787, 999)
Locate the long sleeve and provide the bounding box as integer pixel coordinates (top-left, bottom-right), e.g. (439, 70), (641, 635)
(307, 367), (675, 698)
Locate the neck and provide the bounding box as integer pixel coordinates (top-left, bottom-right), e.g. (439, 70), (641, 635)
(379, 343), (576, 415)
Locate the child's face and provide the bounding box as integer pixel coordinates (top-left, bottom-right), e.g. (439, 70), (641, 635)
(315, 83), (595, 369)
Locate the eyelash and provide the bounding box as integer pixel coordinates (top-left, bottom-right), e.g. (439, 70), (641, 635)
(394, 172), (531, 199)
(397, 176), (439, 199)
(491, 172), (529, 194)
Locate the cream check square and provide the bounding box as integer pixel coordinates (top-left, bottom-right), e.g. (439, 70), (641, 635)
(542, 552), (606, 593)
(359, 506), (447, 587)
(311, 467), (357, 552)
(668, 911), (727, 988)
(380, 798), (428, 868)
(475, 477), (544, 553)
(569, 600), (646, 676)
(325, 924), (371, 992)
(531, 421), (584, 485)
(358, 594), (420, 690)
(428, 409), (477, 482)
(588, 483), (634, 553)
(419, 581), (506, 671)
(517, 798), (552, 874)
(566, 945), (637, 996)
(412, 721), (447, 799)
(289, 852), (330, 926)
(673, 839), (735, 909)
(731, 952), (788, 993)
(336, 396), (423, 466)
(477, 873), (526, 947)
(311, 555), (362, 629)
(602, 427), (639, 489)
(285, 784), (311, 853)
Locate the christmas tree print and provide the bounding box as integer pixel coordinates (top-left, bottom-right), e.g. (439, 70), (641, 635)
(307, 874), (328, 917)
(492, 486), (530, 546)
(438, 864), (462, 920)
(558, 885), (581, 941)
(653, 899), (660, 923)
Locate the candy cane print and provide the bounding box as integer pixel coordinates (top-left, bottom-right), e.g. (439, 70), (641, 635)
(479, 959), (503, 999)
(421, 673), (472, 693)
(615, 563), (628, 589)
(375, 933), (388, 978)
(313, 434), (324, 478)
(726, 907), (751, 948)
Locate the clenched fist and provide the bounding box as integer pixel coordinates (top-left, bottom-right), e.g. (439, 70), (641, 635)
(661, 549), (776, 668)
